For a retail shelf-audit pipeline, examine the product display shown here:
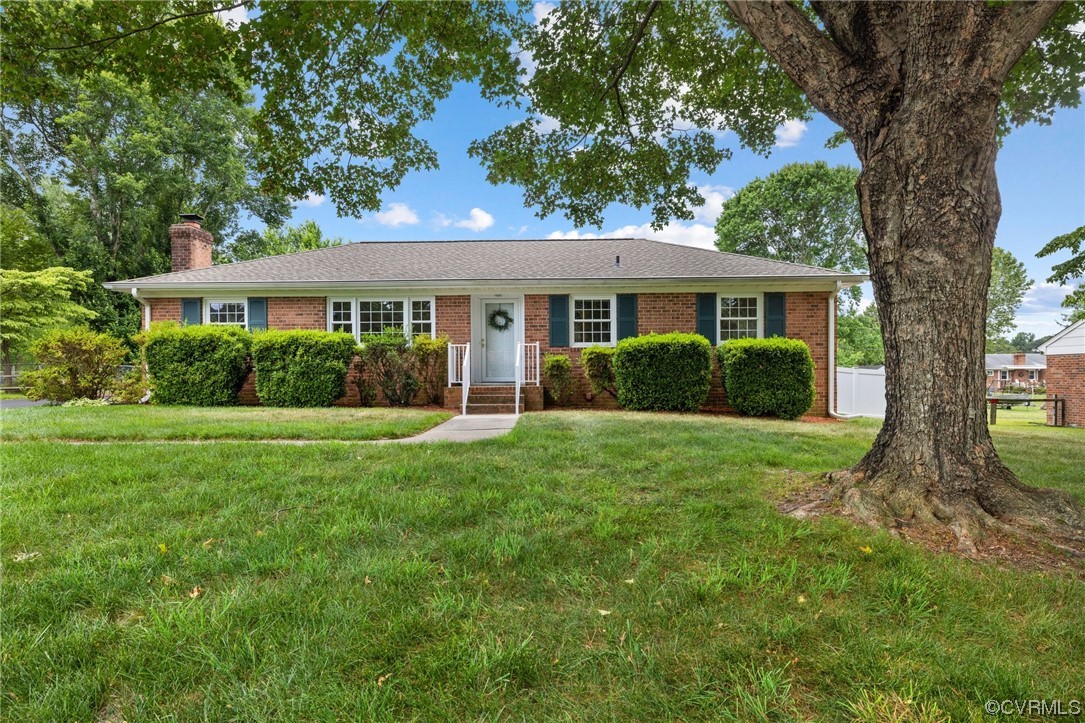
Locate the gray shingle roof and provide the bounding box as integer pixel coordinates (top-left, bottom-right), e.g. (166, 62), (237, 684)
(984, 353), (1046, 369)
(105, 237), (866, 289)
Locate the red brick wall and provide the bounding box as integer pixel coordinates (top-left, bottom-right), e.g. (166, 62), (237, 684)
(521, 291), (832, 415)
(1045, 354), (1085, 427)
(638, 292), (697, 335)
(436, 295), (471, 343)
(267, 297), (325, 330)
(786, 292), (831, 416)
(148, 298), (181, 327)
(168, 223), (213, 272)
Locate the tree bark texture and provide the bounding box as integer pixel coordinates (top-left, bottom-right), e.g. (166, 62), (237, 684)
(727, 1), (1083, 541)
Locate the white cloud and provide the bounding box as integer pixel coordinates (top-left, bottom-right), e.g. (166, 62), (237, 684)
(216, 4), (248, 28)
(296, 193), (325, 208)
(1014, 281), (1078, 336)
(373, 202), (419, 227)
(692, 184), (735, 223)
(548, 222), (718, 250)
(533, 1), (556, 25)
(774, 120), (808, 148)
(436, 207), (495, 232)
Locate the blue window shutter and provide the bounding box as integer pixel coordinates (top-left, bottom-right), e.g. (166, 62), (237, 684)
(764, 293), (786, 337)
(696, 293), (717, 345)
(616, 294), (637, 341)
(247, 297), (268, 331)
(181, 298), (201, 325)
(549, 295), (569, 347)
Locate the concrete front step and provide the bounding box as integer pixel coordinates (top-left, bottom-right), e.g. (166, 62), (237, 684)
(467, 403), (519, 414)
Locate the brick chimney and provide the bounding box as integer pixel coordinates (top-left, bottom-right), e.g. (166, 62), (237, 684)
(169, 213), (213, 272)
(1012, 352), (1026, 366)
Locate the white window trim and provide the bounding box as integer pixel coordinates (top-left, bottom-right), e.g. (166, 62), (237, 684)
(570, 294), (617, 348)
(999, 370), (1009, 381)
(718, 292), (764, 343)
(325, 296), (436, 342)
(1029, 370), (1037, 381)
(327, 297), (357, 337)
(204, 298), (248, 328)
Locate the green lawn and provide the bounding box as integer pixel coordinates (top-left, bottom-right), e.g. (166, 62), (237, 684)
(1, 405), (451, 441)
(3, 410), (1083, 720)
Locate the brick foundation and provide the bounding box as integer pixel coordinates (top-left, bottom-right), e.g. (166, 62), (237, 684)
(1045, 354), (1085, 427)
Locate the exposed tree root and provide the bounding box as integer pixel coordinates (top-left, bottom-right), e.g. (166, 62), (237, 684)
(776, 467), (1085, 575)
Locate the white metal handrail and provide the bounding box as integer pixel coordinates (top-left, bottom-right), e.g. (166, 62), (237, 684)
(524, 342), (540, 385)
(514, 342), (523, 415)
(461, 346), (471, 416)
(448, 343), (469, 386)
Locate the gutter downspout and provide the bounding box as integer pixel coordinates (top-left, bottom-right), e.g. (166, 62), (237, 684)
(828, 281), (864, 420)
(131, 288), (150, 331)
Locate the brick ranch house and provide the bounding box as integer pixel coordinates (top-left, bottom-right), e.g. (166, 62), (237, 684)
(105, 216), (866, 415)
(984, 353), (1046, 391)
(1039, 319), (1085, 428)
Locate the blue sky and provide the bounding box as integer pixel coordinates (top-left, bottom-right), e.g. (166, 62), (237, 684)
(249, 9), (1084, 339)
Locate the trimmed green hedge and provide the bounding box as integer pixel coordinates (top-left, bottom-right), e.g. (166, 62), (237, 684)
(613, 333), (712, 411)
(142, 323), (251, 406)
(718, 337), (815, 420)
(543, 353), (574, 405)
(251, 330), (357, 407)
(580, 346), (617, 398)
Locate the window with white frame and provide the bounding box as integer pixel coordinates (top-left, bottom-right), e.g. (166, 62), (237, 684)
(329, 297), (435, 341)
(411, 299), (433, 337)
(999, 370), (1009, 381)
(330, 299), (354, 334)
(358, 299), (405, 335)
(1029, 370), (1037, 381)
(573, 297), (613, 345)
(207, 300), (246, 326)
(986, 369), (993, 376)
(719, 296), (759, 341)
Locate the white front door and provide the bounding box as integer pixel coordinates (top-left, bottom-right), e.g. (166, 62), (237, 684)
(482, 300), (517, 382)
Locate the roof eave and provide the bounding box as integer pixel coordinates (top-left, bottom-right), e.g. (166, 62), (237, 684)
(106, 274), (868, 293)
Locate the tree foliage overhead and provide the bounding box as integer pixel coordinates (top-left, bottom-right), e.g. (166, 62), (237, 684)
(222, 220), (343, 263)
(1037, 224), (1085, 325)
(714, 161), (865, 306)
(2, 3), (290, 339)
(986, 247), (1032, 341)
(5, 2), (1083, 230)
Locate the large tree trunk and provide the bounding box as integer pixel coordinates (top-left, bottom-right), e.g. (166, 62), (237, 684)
(838, 68), (1084, 543)
(725, 1), (1085, 547)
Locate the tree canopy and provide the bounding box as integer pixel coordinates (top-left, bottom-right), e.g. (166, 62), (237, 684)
(222, 220), (343, 263)
(0, 267), (95, 364)
(714, 162), (865, 307)
(1037, 224), (1085, 325)
(986, 247), (1032, 341)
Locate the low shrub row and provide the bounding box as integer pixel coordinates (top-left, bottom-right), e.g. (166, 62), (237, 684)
(545, 334), (815, 419)
(138, 323), (449, 408)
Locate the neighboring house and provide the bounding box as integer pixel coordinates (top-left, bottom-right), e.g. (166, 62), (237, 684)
(1038, 319), (1085, 427)
(105, 215), (866, 415)
(984, 353), (1047, 391)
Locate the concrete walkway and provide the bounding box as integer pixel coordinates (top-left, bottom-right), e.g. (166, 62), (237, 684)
(1, 397), (48, 409)
(396, 414), (520, 443)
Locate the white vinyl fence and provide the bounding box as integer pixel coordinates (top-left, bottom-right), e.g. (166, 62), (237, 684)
(836, 366), (886, 418)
